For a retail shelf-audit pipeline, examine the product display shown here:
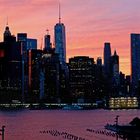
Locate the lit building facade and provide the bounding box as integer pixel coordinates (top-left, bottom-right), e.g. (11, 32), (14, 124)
(109, 97), (138, 109)
(69, 56), (95, 103)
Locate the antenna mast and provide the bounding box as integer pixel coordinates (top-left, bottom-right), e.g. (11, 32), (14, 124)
(6, 16), (8, 26)
(59, 0), (61, 23)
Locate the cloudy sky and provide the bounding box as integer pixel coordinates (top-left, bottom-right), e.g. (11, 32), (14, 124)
(0, 0), (140, 75)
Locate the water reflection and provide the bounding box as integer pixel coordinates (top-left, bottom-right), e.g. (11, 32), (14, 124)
(0, 109), (140, 140)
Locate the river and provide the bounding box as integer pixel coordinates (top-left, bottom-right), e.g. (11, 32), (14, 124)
(0, 109), (139, 140)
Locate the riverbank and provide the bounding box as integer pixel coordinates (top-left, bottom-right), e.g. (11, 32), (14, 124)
(0, 103), (139, 111)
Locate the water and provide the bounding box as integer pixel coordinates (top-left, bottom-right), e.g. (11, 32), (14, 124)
(0, 109), (140, 140)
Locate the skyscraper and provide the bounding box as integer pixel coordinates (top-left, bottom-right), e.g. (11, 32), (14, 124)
(110, 50), (120, 86)
(28, 49), (42, 102)
(104, 42), (111, 76)
(54, 2), (66, 65)
(17, 33), (37, 51)
(109, 50), (120, 96)
(0, 25), (22, 103)
(69, 56), (95, 103)
(17, 33), (37, 101)
(131, 34), (140, 89)
(44, 30), (51, 51)
(27, 39), (37, 50)
(41, 53), (60, 103)
(97, 57), (102, 66)
(4, 25), (11, 42)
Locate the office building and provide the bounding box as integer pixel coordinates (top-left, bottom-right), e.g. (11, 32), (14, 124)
(54, 4), (66, 66)
(104, 42), (111, 77)
(17, 33), (37, 101)
(110, 50), (120, 96)
(111, 50), (120, 85)
(69, 56), (95, 103)
(17, 33), (37, 51)
(97, 57), (102, 66)
(41, 52), (60, 103)
(131, 34), (140, 92)
(28, 49), (42, 102)
(27, 39), (37, 50)
(95, 57), (105, 100)
(0, 25), (22, 103)
(44, 31), (52, 52)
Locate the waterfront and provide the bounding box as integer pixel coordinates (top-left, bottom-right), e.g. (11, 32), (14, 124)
(0, 109), (140, 140)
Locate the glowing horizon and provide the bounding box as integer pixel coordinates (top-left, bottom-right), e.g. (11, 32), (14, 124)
(0, 0), (140, 75)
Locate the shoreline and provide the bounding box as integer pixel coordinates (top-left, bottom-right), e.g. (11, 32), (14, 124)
(0, 103), (139, 111)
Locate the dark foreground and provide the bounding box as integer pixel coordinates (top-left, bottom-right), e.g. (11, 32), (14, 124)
(0, 109), (140, 140)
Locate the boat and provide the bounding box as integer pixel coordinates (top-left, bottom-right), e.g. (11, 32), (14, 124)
(62, 105), (83, 110)
(105, 117), (140, 140)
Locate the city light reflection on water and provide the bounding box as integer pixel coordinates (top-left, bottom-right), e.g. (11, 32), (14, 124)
(0, 109), (139, 140)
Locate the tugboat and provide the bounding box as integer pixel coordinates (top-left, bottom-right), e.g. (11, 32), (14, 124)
(105, 116), (140, 140)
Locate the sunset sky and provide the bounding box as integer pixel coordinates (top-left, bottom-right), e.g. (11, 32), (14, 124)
(0, 0), (140, 75)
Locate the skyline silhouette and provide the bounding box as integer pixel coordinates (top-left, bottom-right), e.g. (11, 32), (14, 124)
(0, 0), (140, 75)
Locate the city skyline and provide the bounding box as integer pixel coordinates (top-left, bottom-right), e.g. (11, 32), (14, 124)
(1, 0), (140, 75)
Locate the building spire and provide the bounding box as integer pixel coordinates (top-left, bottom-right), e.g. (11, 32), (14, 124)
(114, 50), (117, 55)
(59, 0), (61, 23)
(6, 16), (9, 26)
(4, 17), (11, 41)
(46, 29), (49, 35)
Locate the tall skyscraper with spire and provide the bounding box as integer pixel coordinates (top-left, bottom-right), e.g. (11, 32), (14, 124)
(104, 42), (111, 76)
(54, 1), (66, 66)
(4, 23), (11, 42)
